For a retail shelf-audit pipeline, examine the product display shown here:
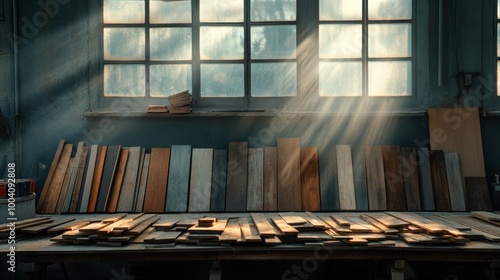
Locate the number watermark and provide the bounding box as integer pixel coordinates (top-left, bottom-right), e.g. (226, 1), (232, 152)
(6, 163), (16, 273)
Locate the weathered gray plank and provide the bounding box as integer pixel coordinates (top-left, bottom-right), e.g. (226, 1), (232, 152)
(352, 146), (368, 211)
(134, 153), (150, 212)
(226, 142), (248, 212)
(401, 147), (422, 211)
(247, 148), (264, 211)
(319, 148), (339, 211)
(79, 144), (99, 213)
(416, 148), (435, 211)
(364, 145), (386, 210)
(336, 145), (356, 210)
(211, 150), (227, 212)
(444, 152), (466, 211)
(117, 147), (142, 212)
(263, 147), (278, 211)
(166, 145), (192, 212)
(189, 148), (213, 212)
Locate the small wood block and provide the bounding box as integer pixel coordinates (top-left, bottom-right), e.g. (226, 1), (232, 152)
(79, 144), (99, 213)
(381, 146), (406, 211)
(211, 149), (227, 212)
(430, 150), (452, 211)
(144, 148), (170, 213)
(226, 142), (248, 212)
(264, 236), (282, 245)
(336, 145), (356, 210)
(247, 148), (264, 211)
(188, 219), (227, 234)
(364, 145), (387, 210)
(300, 147), (321, 211)
(319, 147), (339, 211)
(166, 145), (192, 212)
(117, 147), (142, 212)
(189, 148), (214, 212)
(416, 148), (435, 211)
(277, 138), (301, 211)
(401, 147), (422, 211)
(264, 147), (278, 211)
(106, 148), (129, 212)
(88, 146), (107, 213)
(96, 145), (122, 212)
(134, 152), (150, 212)
(465, 177), (493, 211)
(444, 152), (467, 211)
(37, 139), (65, 213)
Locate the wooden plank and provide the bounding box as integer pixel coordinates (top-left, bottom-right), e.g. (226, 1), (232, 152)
(300, 147), (321, 211)
(144, 230), (182, 244)
(62, 142), (85, 213)
(359, 214), (399, 235)
(381, 146), (406, 211)
(263, 147), (278, 211)
(211, 149), (227, 212)
(352, 146), (368, 211)
(437, 214), (500, 240)
(238, 217), (262, 243)
(247, 148), (264, 211)
(134, 153), (150, 212)
(88, 146), (107, 213)
(277, 138), (301, 211)
(189, 148), (213, 212)
(471, 211), (500, 222)
(95, 145), (121, 212)
(114, 214), (157, 231)
(21, 218), (76, 234)
(270, 215), (299, 235)
(364, 212), (409, 228)
(226, 142), (248, 212)
(165, 145), (191, 212)
(144, 148), (170, 213)
(416, 148), (435, 211)
(279, 213), (308, 225)
(219, 218), (241, 243)
(117, 147), (142, 212)
(336, 145), (356, 210)
(106, 148), (129, 212)
(364, 145), (386, 210)
(47, 220), (91, 234)
(55, 158), (75, 214)
(429, 150), (452, 211)
(387, 212), (447, 234)
(79, 145), (99, 213)
(70, 146), (88, 213)
(132, 148), (146, 211)
(319, 148), (339, 211)
(465, 177), (493, 211)
(444, 152), (467, 211)
(37, 140), (65, 213)
(401, 147), (422, 211)
(251, 213), (277, 237)
(41, 143), (73, 214)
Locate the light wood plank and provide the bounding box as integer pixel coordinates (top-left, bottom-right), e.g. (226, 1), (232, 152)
(165, 145), (192, 212)
(88, 146), (107, 213)
(219, 218), (241, 243)
(62, 142), (85, 213)
(37, 140), (65, 213)
(144, 148), (170, 213)
(79, 145), (99, 213)
(401, 147), (421, 211)
(364, 145), (386, 210)
(247, 148), (264, 211)
(70, 146), (88, 213)
(319, 148), (339, 211)
(134, 153), (150, 212)
(189, 148), (214, 212)
(416, 148), (435, 211)
(381, 146), (406, 211)
(251, 213), (276, 237)
(211, 149), (227, 212)
(106, 148), (129, 212)
(465, 177), (493, 211)
(300, 147), (321, 211)
(444, 152), (467, 211)
(226, 142), (248, 212)
(277, 138), (301, 211)
(96, 145), (121, 212)
(430, 150), (452, 211)
(239, 217), (262, 243)
(336, 145), (356, 210)
(352, 146), (368, 211)
(263, 147), (278, 211)
(117, 147), (142, 212)
(41, 143), (73, 214)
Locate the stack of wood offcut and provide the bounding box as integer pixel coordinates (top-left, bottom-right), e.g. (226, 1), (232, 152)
(168, 90), (192, 114)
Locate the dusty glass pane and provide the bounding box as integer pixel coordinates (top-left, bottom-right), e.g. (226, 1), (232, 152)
(150, 64), (192, 97)
(368, 61), (411, 96)
(319, 0), (362, 21)
(498, 1), (500, 19)
(201, 64), (244, 97)
(104, 65), (145, 97)
(251, 0), (296, 21)
(369, 24), (411, 58)
(200, 0), (244, 22)
(103, 0), (145, 24)
(319, 24), (362, 58)
(251, 63), (297, 97)
(319, 62), (362, 96)
(251, 26), (296, 59)
(104, 28), (145, 60)
(150, 0), (192, 23)
(150, 28), (192, 61)
(368, 0), (412, 20)
(200, 27), (244, 60)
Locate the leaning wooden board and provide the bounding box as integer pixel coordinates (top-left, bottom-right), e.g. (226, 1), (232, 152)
(165, 145), (191, 212)
(189, 148), (214, 212)
(444, 152), (466, 211)
(401, 147), (421, 211)
(416, 148), (435, 211)
(211, 149), (227, 212)
(465, 177), (493, 211)
(41, 143), (73, 214)
(336, 145), (356, 210)
(88, 146), (107, 213)
(364, 145), (386, 211)
(429, 150), (452, 211)
(226, 142), (248, 212)
(381, 146), (406, 211)
(106, 148), (129, 212)
(319, 147), (339, 211)
(117, 147), (142, 212)
(79, 145), (99, 213)
(352, 146), (368, 211)
(263, 147), (278, 211)
(300, 147), (321, 211)
(277, 138), (302, 211)
(143, 148), (170, 213)
(70, 146), (89, 213)
(247, 148), (264, 211)
(95, 145), (122, 212)
(37, 140), (66, 213)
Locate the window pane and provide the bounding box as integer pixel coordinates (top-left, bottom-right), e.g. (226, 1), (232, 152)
(104, 28), (145, 60)
(104, 65), (145, 97)
(201, 64), (244, 97)
(251, 0), (296, 22)
(150, 64), (192, 97)
(200, 27), (244, 60)
(319, 0), (362, 21)
(319, 24), (362, 58)
(103, 0), (145, 24)
(319, 62), (362, 96)
(497, 24), (500, 56)
(368, 0), (412, 20)
(150, 0), (191, 24)
(150, 28), (192, 61)
(251, 63), (296, 97)
(369, 24), (411, 58)
(200, 0), (243, 22)
(368, 61), (411, 96)
(251, 26), (296, 59)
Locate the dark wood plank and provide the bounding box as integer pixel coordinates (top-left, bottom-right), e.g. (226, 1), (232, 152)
(70, 146), (88, 213)
(96, 145), (122, 212)
(381, 146), (406, 211)
(37, 140), (65, 213)
(55, 158), (75, 214)
(247, 148), (264, 211)
(226, 142), (248, 212)
(41, 143), (73, 214)
(79, 145), (99, 213)
(165, 145), (191, 212)
(444, 152), (467, 211)
(189, 148), (213, 212)
(300, 147), (321, 211)
(62, 142), (85, 213)
(134, 153), (150, 212)
(106, 148), (129, 212)
(465, 177), (493, 211)
(352, 146), (368, 211)
(263, 147), (278, 211)
(144, 148), (170, 213)
(210, 149), (227, 212)
(416, 148), (435, 211)
(277, 138), (301, 211)
(364, 145), (386, 210)
(133, 148), (146, 211)
(88, 146), (107, 213)
(401, 147), (421, 211)
(117, 147), (142, 212)
(429, 150), (452, 211)
(319, 148), (339, 211)
(336, 145), (356, 210)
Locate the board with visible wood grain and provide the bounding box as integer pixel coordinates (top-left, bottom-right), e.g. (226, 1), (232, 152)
(143, 148), (170, 213)
(444, 152), (466, 211)
(416, 148), (435, 211)
(166, 145), (191, 212)
(79, 145), (99, 213)
(226, 142), (248, 212)
(134, 153), (150, 212)
(247, 148), (264, 211)
(41, 143), (73, 214)
(116, 147), (142, 212)
(264, 147), (278, 211)
(364, 145), (386, 210)
(55, 158), (75, 214)
(401, 147), (421, 211)
(70, 146), (89, 213)
(465, 177), (493, 211)
(189, 148), (214, 212)
(352, 146), (368, 210)
(62, 142), (85, 213)
(37, 140), (66, 213)
(319, 147), (339, 211)
(336, 145), (356, 210)
(88, 146), (107, 213)
(278, 138), (301, 211)
(381, 146), (406, 211)
(106, 148), (129, 212)
(96, 145), (122, 212)
(430, 150), (451, 211)
(300, 147), (321, 211)
(211, 149), (227, 212)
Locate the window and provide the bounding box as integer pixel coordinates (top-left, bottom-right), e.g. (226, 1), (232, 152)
(101, 0), (415, 110)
